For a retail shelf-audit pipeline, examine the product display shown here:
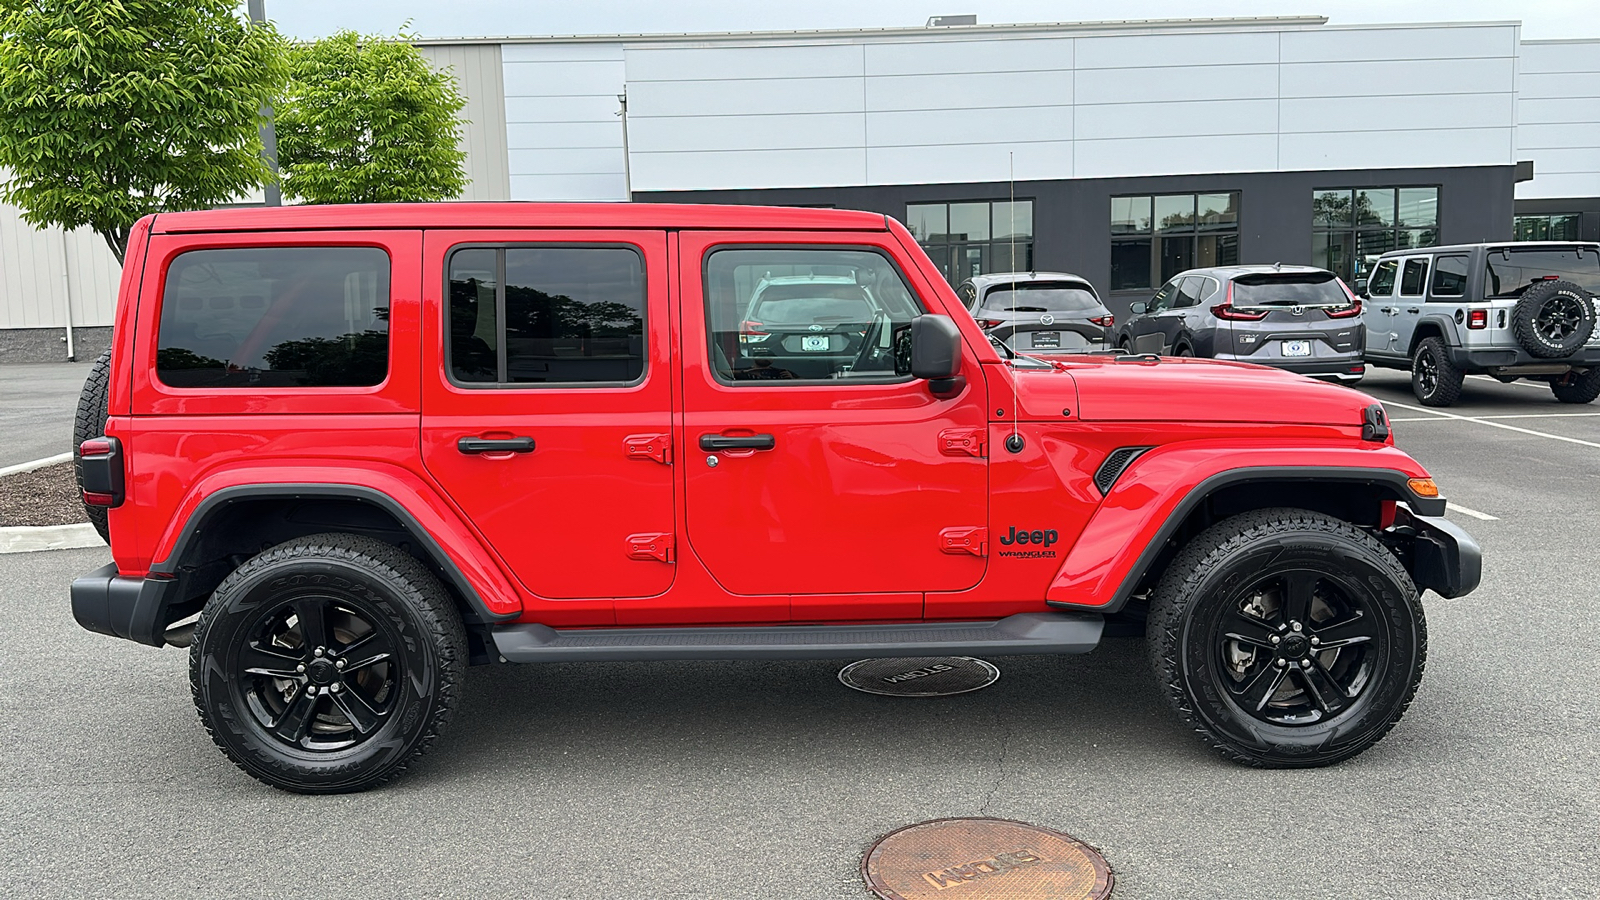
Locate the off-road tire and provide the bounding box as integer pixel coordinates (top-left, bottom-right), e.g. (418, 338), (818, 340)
(1551, 367), (1600, 404)
(71, 349), (112, 543)
(1411, 336), (1463, 407)
(1147, 508), (1427, 768)
(1511, 280), (1595, 359)
(190, 533), (466, 793)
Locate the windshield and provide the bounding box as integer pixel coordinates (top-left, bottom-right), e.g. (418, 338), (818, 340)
(1484, 248), (1600, 297)
(1231, 274), (1347, 307)
(981, 282), (1099, 313)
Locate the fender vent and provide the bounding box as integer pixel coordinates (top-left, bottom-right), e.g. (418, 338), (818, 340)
(1093, 446), (1152, 495)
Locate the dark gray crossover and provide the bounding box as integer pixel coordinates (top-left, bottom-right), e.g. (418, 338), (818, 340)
(1115, 265), (1365, 382)
(1361, 241), (1600, 406)
(956, 272), (1114, 352)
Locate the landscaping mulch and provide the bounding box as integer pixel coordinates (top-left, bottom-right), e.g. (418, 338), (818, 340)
(0, 461), (88, 527)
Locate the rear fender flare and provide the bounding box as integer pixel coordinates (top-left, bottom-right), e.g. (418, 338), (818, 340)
(1409, 315), (1461, 354)
(151, 469), (521, 621)
(1044, 446), (1440, 613)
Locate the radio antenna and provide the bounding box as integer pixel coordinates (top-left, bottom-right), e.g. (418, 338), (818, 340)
(1005, 152), (1023, 453)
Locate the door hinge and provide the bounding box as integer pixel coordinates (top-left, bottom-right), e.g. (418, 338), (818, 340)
(938, 428), (987, 458)
(626, 532), (675, 563)
(624, 433), (672, 465)
(939, 526), (987, 557)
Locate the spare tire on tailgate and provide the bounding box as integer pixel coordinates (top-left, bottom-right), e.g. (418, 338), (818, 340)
(72, 349), (111, 544)
(1511, 280), (1595, 358)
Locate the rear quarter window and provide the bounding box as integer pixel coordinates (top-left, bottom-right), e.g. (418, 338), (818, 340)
(157, 246), (390, 388)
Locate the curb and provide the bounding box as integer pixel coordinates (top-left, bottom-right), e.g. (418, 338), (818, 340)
(0, 523), (104, 554)
(0, 451), (72, 479)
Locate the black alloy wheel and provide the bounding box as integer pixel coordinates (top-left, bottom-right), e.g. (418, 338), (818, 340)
(1411, 337), (1463, 407)
(1149, 507), (1426, 767)
(1534, 292), (1587, 344)
(191, 533), (465, 793)
(1512, 280), (1596, 358)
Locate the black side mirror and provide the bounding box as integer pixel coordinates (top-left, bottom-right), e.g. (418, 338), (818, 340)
(910, 314), (965, 395)
(1129, 301), (1148, 315)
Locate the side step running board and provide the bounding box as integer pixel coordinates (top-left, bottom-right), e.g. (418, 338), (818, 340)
(490, 612), (1103, 663)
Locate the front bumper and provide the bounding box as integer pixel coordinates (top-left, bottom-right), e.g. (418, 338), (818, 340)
(71, 564), (179, 647)
(1396, 506), (1482, 600)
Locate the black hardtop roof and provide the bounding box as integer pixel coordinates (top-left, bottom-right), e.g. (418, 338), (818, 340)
(1374, 240), (1600, 259)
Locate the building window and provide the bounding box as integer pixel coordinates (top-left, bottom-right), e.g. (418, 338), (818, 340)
(1312, 187), (1439, 288)
(1109, 192), (1238, 291)
(1513, 214), (1580, 241)
(905, 200), (1033, 285)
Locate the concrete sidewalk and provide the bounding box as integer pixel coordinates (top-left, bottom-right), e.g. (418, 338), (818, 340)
(0, 361), (93, 469)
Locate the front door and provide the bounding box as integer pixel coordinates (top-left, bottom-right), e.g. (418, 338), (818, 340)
(678, 233), (989, 614)
(1392, 255), (1432, 357)
(1362, 258), (1400, 355)
(420, 230), (676, 601)
(1131, 279), (1179, 354)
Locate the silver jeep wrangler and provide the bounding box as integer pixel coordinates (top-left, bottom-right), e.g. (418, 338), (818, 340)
(1361, 241), (1600, 406)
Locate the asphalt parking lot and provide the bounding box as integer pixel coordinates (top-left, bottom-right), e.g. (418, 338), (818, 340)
(0, 361), (91, 470)
(1, 366), (1597, 899)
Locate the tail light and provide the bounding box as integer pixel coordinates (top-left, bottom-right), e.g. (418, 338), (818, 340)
(1326, 278), (1363, 318)
(977, 318), (1003, 329)
(1089, 315), (1115, 327)
(738, 320), (769, 343)
(1210, 303), (1267, 321)
(1467, 309), (1488, 329)
(78, 437), (125, 508)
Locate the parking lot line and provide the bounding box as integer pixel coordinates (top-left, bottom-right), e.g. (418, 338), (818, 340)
(1380, 399), (1600, 449)
(1390, 412), (1600, 421)
(1447, 503), (1499, 521)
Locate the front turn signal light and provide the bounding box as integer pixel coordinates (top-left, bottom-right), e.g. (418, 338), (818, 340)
(1407, 477), (1440, 498)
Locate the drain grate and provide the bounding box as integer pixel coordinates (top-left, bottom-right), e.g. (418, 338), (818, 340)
(863, 817), (1113, 900)
(838, 657), (999, 697)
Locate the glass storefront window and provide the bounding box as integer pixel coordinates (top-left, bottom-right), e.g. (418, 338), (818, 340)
(1111, 196), (1151, 235)
(1513, 214), (1581, 241)
(904, 200), (1034, 284)
(1356, 189), (1395, 228)
(1155, 195), (1195, 232)
(1398, 188), (1439, 228)
(905, 204), (948, 243)
(1111, 192), (1240, 291)
(1312, 186), (1441, 284)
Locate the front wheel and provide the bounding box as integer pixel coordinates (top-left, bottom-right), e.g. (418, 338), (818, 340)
(190, 533), (466, 793)
(1148, 508), (1426, 767)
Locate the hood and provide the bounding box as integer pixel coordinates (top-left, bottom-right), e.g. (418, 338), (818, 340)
(1015, 356), (1374, 425)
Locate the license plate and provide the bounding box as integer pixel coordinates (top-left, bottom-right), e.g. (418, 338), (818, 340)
(1283, 340), (1312, 357)
(1031, 331), (1060, 348)
(801, 335), (829, 352)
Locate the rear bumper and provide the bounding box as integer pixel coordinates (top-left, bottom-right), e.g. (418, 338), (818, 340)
(70, 564), (178, 647)
(1448, 344), (1600, 370)
(1216, 354), (1367, 379)
(1398, 506), (1482, 600)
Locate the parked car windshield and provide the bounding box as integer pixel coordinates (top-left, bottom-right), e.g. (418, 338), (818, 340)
(1231, 273), (1347, 307)
(1484, 248), (1600, 297)
(981, 282), (1099, 313)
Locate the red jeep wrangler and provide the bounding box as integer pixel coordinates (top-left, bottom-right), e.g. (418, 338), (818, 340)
(69, 204), (1480, 793)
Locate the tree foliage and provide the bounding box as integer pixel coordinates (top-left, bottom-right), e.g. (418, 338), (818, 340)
(0, 0), (287, 263)
(277, 31), (467, 205)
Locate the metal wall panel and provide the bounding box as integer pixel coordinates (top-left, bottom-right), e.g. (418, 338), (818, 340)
(1073, 30), (1280, 69)
(1279, 57), (1516, 98)
(1515, 40), (1600, 200)
(1280, 127), (1514, 171)
(864, 37), (1072, 75)
(1280, 24), (1516, 63)
(1279, 93), (1515, 133)
(418, 43), (511, 201)
(1075, 98), (1279, 141)
(0, 202), (119, 331)
(501, 43), (627, 200)
(626, 44), (863, 82)
(1074, 63), (1278, 104)
(1074, 134), (1280, 179)
(866, 141), (1073, 184)
(630, 112), (865, 153)
(866, 106), (1072, 147)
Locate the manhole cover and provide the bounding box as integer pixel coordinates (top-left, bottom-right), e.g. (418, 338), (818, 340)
(838, 657), (999, 697)
(863, 817), (1113, 900)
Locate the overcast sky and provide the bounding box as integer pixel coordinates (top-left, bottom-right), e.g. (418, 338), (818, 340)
(260, 0), (1595, 41)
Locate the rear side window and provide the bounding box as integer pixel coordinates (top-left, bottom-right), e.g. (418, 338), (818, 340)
(1484, 247), (1600, 297)
(157, 246), (390, 388)
(980, 282), (1099, 312)
(1231, 273), (1347, 306)
(1399, 259), (1429, 296)
(1430, 254), (1468, 297)
(447, 245), (645, 385)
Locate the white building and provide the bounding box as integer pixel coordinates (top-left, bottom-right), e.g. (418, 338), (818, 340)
(3, 16), (1598, 360)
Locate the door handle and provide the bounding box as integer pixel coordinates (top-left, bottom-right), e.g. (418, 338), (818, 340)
(457, 436), (536, 454)
(1406, 308), (1419, 314)
(699, 434), (776, 451)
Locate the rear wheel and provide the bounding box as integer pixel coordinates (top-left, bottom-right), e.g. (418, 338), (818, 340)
(1148, 508), (1426, 767)
(1551, 368), (1600, 404)
(1411, 337), (1463, 407)
(190, 533), (466, 793)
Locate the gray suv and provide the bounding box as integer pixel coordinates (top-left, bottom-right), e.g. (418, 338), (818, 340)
(1362, 242), (1600, 406)
(956, 272), (1114, 352)
(1115, 265), (1366, 381)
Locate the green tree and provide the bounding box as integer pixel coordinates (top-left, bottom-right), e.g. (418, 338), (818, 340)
(277, 31), (467, 204)
(0, 0), (287, 263)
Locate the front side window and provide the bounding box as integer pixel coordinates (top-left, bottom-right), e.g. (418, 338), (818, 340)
(447, 245), (645, 386)
(1147, 280), (1178, 313)
(1400, 258), (1429, 296)
(157, 246), (390, 388)
(1111, 192), (1239, 291)
(705, 248), (924, 383)
(1367, 259), (1398, 296)
(1430, 255), (1469, 298)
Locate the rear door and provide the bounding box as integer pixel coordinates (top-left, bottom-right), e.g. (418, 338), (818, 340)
(678, 232), (989, 616)
(1393, 255), (1432, 356)
(420, 230), (676, 602)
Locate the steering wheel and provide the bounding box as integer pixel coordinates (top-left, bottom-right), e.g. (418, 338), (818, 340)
(850, 312), (890, 372)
